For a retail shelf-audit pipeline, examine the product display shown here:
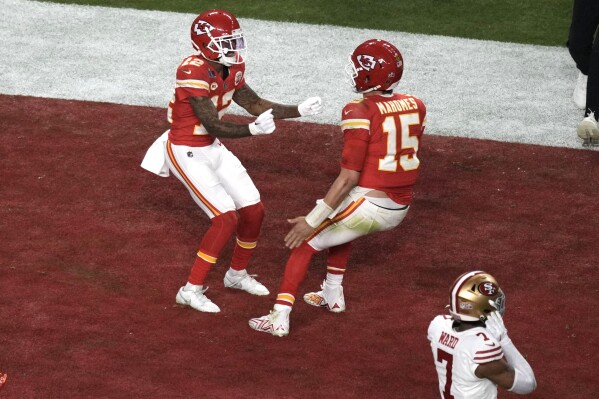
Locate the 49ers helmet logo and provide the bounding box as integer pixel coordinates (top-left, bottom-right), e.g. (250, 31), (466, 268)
(478, 282), (498, 296)
(356, 55), (377, 71)
(193, 20), (214, 36)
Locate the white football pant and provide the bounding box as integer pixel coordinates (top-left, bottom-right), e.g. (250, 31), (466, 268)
(165, 139), (261, 218)
(307, 186), (409, 251)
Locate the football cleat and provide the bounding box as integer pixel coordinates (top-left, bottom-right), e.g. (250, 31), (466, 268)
(224, 269), (269, 296)
(577, 113), (599, 147)
(303, 280), (346, 313)
(248, 308), (290, 337)
(175, 285), (220, 313)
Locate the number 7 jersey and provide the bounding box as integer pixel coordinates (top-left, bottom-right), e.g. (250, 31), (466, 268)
(428, 315), (504, 399)
(339, 93), (426, 205)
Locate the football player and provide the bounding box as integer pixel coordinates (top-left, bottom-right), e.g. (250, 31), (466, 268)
(428, 271), (537, 398)
(142, 9), (322, 313)
(569, 0), (599, 146)
(249, 39), (426, 336)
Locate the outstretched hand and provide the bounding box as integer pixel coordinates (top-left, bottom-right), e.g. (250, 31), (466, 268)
(298, 97), (323, 117)
(284, 217), (315, 249)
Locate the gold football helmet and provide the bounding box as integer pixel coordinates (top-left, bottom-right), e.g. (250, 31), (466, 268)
(448, 271), (505, 322)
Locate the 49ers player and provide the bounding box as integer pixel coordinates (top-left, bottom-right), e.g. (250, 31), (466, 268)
(142, 9), (322, 313)
(249, 39), (426, 336)
(428, 271), (537, 398)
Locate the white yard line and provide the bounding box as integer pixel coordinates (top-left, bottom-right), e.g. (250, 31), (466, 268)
(0, 0), (588, 149)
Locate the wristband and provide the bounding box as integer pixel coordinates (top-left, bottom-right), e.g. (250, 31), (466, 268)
(305, 201), (334, 228)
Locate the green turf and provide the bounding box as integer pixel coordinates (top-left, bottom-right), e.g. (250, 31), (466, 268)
(40, 0), (572, 46)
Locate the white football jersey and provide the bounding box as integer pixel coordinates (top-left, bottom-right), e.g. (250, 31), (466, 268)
(428, 315), (504, 399)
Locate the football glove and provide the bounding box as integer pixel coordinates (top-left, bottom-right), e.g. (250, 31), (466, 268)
(249, 109), (275, 135)
(298, 96), (323, 117)
(485, 310), (510, 345)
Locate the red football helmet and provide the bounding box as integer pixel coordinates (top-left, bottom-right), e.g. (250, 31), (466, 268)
(345, 39), (404, 93)
(190, 9), (246, 66)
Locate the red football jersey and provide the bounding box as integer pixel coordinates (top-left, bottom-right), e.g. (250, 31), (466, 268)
(167, 54), (246, 146)
(339, 93), (427, 204)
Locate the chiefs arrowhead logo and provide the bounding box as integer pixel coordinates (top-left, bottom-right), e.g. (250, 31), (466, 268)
(193, 20), (215, 36)
(356, 54), (377, 71)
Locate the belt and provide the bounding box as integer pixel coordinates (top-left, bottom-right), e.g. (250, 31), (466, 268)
(367, 201), (409, 211)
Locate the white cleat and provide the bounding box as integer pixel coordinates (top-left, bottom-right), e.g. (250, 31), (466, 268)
(175, 285), (220, 313)
(248, 308), (290, 337)
(577, 113), (599, 147)
(224, 269), (269, 296)
(303, 281), (346, 313)
(573, 71), (587, 110)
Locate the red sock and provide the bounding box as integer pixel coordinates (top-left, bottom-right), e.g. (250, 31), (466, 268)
(187, 211), (237, 285)
(275, 243), (317, 307)
(326, 242), (352, 276)
(230, 202), (264, 271)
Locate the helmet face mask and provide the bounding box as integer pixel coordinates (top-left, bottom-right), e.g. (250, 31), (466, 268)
(191, 10), (247, 66)
(344, 55), (360, 90)
(206, 30), (246, 66)
(345, 39), (404, 93)
(448, 271), (506, 322)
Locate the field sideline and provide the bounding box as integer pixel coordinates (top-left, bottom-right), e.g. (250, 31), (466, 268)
(1, 1), (598, 398)
(0, 0), (594, 149)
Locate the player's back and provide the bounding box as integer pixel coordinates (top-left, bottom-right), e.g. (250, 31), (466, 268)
(428, 315), (503, 399)
(340, 93), (426, 204)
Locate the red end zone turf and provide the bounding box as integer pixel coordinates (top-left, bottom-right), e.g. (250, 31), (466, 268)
(0, 95), (597, 398)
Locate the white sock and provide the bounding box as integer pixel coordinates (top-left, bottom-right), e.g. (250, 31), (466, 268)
(326, 273), (344, 287)
(184, 282), (202, 291)
(274, 304), (291, 312)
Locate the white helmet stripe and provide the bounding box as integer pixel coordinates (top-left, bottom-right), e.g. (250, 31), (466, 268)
(451, 270), (484, 315)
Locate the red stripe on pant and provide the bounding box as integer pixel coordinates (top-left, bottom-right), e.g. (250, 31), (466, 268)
(166, 140), (221, 216)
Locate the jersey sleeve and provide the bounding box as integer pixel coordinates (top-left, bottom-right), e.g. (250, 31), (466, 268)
(427, 315), (444, 343)
(471, 332), (503, 365)
(175, 57), (211, 100)
(414, 96), (427, 133)
(339, 101), (370, 171)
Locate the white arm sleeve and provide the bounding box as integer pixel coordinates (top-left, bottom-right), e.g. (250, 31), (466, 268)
(502, 339), (537, 394)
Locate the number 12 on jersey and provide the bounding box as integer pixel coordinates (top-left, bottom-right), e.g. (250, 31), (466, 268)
(379, 113), (421, 172)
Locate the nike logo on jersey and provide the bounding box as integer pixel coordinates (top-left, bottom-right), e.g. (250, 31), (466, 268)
(344, 109), (353, 115)
(182, 70), (192, 74)
(484, 343), (497, 347)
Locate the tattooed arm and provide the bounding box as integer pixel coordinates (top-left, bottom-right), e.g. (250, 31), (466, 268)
(233, 83), (301, 119)
(189, 96), (252, 138)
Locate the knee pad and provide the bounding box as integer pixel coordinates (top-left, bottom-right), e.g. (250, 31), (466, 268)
(236, 202), (265, 239)
(238, 202), (265, 224)
(212, 210), (238, 235)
